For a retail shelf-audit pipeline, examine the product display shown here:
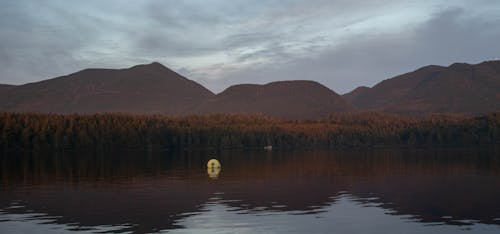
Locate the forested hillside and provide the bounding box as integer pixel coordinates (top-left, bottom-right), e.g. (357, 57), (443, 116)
(1, 112), (499, 151)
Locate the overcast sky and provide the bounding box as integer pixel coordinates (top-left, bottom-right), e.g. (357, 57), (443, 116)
(1, 0), (500, 94)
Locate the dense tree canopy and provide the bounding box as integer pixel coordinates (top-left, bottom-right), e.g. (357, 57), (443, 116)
(1, 112), (499, 151)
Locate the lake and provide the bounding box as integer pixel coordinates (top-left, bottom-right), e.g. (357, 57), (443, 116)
(0, 148), (499, 233)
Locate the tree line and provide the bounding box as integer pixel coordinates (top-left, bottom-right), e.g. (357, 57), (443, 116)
(1, 112), (499, 151)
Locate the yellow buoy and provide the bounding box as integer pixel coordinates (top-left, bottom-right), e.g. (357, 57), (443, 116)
(207, 159), (221, 179)
(207, 167), (221, 179)
(207, 159), (221, 169)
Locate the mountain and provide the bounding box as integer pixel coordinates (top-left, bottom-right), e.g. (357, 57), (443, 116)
(0, 84), (14, 90)
(0, 62), (214, 114)
(3, 60), (499, 117)
(344, 61), (500, 114)
(0, 64), (351, 118)
(342, 86), (369, 103)
(194, 80), (353, 119)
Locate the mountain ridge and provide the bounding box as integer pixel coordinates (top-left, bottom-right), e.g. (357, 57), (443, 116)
(343, 60), (500, 114)
(0, 62), (214, 114)
(195, 80), (353, 119)
(1, 60), (500, 118)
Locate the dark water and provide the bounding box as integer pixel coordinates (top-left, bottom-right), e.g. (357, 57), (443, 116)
(0, 148), (499, 234)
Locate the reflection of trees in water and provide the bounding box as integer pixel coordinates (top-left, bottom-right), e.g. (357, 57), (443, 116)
(0, 180), (214, 233)
(218, 148), (500, 226)
(0, 150), (217, 233)
(0, 148), (499, 233)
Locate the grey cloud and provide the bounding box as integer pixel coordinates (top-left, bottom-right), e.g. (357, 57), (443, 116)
(222, 32), (280, 49)
(411, 8), (500, 64)
(234, 42), (292, 64)
(0, 2), (86, 82)
(134, 0), (380, 60)
(0, 1), (139, 82)
(1, 0), (499, 94)
(0, 0), (414, 84)
(196, 7), (500, 94)
(146, 0), (231, 28)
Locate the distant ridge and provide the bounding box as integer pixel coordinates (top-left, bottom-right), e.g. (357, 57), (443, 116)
(342, 86), (369, 103)
(1, 60), (500, 118)
(195, 80), (353, 119)
(0, 62), (214, 114)
(343, 61), (500, 114)
(0, 84), (14, 89)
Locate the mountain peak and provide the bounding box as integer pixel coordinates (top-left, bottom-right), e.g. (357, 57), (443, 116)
(449, 62), (472, 70)
(129, 62), (169, 71)
(266, 80), (324, 87)
(342, 86), (370, 103)
(479, 60), (500, 67)
(197, 79), (351, 119)
(221, 80), (334, 96)
(0, 61), (214, 114)
(347, 61), (500, 113)
(148, 61), (165, 67)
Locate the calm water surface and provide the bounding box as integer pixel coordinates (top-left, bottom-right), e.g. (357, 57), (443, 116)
(0, 148), (499, 233)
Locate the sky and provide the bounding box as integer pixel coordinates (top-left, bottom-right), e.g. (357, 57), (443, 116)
(1, 0), (500, 94)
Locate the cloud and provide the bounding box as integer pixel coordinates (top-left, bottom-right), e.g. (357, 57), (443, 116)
(0, 0), (499, 95)
(192, 6), (500, 94)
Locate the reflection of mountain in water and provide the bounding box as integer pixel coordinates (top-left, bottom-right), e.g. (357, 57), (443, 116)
(0, 148), (499, 233)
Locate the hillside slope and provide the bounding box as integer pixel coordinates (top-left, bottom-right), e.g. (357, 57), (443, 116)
(344, 61), (500, 114)
(0, 62), (214, 114)
(196, 80), (353, 119)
